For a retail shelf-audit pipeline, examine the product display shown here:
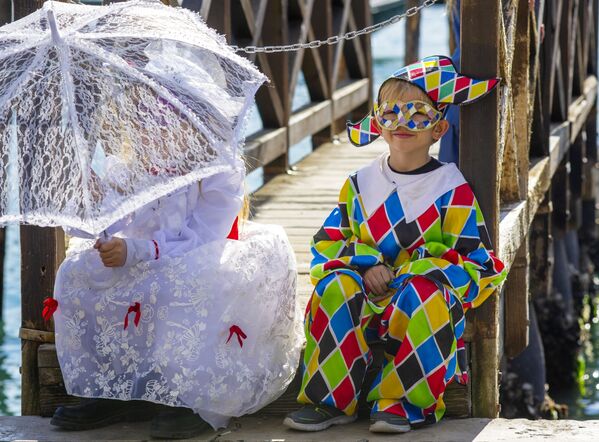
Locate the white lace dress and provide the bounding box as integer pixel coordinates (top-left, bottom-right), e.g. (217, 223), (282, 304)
(53, 167), (302, 429)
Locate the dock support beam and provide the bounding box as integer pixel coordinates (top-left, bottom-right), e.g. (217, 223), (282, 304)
(460, 0), (501, 418)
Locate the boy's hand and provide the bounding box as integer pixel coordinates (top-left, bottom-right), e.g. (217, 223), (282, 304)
(94, 238), (127, 267)
(363, 265), (395, 299)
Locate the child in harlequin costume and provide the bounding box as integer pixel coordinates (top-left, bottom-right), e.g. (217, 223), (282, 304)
(50, 158), (302, 438)
(283, 55), (507, 433)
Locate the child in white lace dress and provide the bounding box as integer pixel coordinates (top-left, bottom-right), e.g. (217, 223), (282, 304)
(51, 158), (302, 438)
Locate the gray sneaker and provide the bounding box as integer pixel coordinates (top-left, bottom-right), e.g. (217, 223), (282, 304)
(283, 404), (357, 431)
(369, 411), (411, 433)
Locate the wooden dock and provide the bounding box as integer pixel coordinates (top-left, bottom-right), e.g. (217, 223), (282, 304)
(4, 0), (599, 430)
(2, 415), (599, 441)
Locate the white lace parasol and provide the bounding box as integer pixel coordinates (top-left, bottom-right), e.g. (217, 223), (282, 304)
(0, 0), (266, 236)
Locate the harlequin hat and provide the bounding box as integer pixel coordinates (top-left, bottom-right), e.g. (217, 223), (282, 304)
(347, 55), (500, 147)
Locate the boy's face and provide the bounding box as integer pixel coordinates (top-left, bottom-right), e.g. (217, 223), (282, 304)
(378, 85), (449, 157)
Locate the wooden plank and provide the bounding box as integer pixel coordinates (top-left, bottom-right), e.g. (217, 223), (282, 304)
(244, 128), (287, 173)
(549, 121), (571, 177)
(39, 367), (64, 387)
(568, 75), (598, 143)
(288, 101), (332, 146)
(38, 344), (60, 368)
(332, 79), (370, 119)
(498, 200), (528, 274)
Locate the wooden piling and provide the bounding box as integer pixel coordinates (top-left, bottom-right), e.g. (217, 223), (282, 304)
(404, 0), (420, 64)
(20, 227), (65, 416)
(460, 0), (501, 419)
(258, 0), (290, 180)
(13, 1), (66, 416)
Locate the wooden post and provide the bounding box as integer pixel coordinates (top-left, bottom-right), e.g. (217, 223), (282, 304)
(203, 0), (232, 43)
(529, 199), (553, 302)
(348, 0), (373, 122)
(504, 237), (530, 358)
(258, 0), (290, 180)
(13, 1), (43, 18)
(0, 0), (11, 25)
(307, 0), (334, 148)
(582, 102), (597, 242)
(404, 0), (420, 64)
(20, 227), (65, 415)
(460, 0), (501, 418)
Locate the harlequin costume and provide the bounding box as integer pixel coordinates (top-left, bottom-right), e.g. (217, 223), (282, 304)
(296, 56), (506, 425)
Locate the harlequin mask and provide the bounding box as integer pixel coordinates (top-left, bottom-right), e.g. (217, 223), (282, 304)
(347, 55), (500, 147)
(374, 99), (443, 132)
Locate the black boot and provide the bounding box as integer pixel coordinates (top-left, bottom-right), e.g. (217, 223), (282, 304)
(150, 407), (210, 439)
(51, 398), (158, 430)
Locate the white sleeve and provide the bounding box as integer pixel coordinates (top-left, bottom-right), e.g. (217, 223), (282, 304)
(123, 238), (156, 266)
(190, 165), (245, 244)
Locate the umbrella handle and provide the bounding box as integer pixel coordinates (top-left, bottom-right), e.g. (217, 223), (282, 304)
(98, 230), (112, 245)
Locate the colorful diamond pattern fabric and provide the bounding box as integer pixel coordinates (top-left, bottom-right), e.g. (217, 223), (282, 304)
(299, 176), (506, 424)
(346, 55), (500, 147)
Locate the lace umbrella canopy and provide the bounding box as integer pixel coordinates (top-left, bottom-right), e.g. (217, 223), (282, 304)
(0, 0), (266, 236)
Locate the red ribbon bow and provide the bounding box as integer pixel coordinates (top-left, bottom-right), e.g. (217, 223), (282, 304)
(42, 298), (58, 321)
(226, 325), (247, 348)
(124, 302), (141, 330)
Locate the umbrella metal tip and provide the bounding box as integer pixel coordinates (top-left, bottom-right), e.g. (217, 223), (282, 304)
(46, 9), (62, 44)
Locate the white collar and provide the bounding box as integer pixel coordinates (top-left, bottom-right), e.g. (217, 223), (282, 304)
(356, 153), (467, 223)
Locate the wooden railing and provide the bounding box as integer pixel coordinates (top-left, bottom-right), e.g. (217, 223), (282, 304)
(197, 0), (373, 176)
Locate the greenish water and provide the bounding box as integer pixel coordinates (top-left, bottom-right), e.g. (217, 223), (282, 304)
(553, 298), (599, 419)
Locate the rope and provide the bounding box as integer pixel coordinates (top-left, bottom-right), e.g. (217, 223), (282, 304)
(230, 0), (441, 54)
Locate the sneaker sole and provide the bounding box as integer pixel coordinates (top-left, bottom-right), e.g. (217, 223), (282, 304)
(369, 420), (411, 433)
(283, 413), (357, 432)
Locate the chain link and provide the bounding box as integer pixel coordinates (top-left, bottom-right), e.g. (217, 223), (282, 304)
(230, 0), (440, 54)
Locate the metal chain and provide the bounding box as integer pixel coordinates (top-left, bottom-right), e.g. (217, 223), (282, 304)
(230, 0), (440, 54)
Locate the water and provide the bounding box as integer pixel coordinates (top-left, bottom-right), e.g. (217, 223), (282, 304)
(17, 4), (599, 419)
(552, 299), (599, 419)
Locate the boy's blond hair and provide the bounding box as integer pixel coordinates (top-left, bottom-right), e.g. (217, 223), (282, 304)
(377, 78), (435, 107)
